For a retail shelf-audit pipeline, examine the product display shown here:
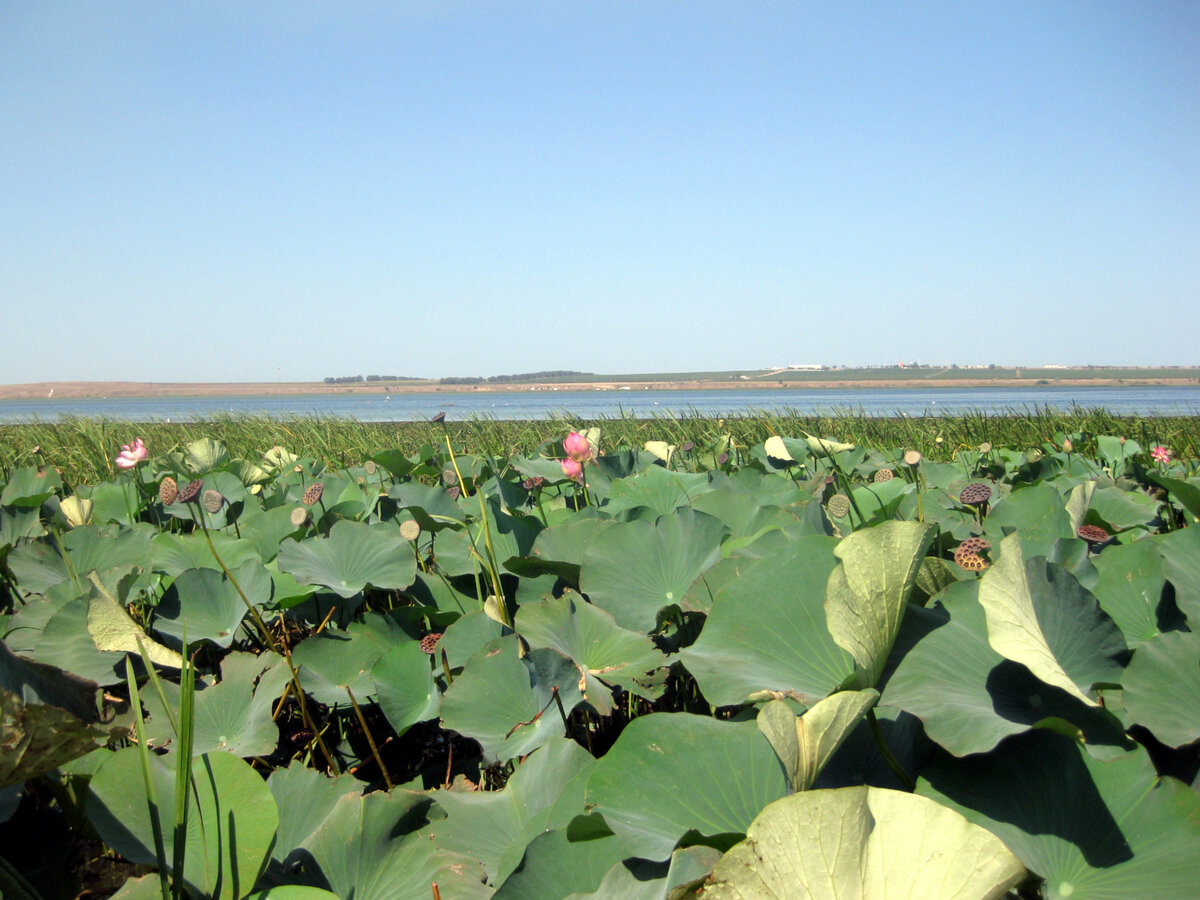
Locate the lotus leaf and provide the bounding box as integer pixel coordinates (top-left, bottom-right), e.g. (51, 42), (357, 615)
(0, 466), (62, 508)
(585, 713), (790, 861)
(825, 521), (935, 686)
(153, 561), (272, 649)
(277, 520), (416, 598)
(678, 786), (1024, 899)
(919, 730), (1200, 899)
(370, 637), (440, 737)
(681, 535), (852, 706)
(440, 634), (584, 760)
(1121, 630), (1200, 747)
(757, 689), (879, 793)
(977, 536), (1125, 707)
(580, 508), (726, 633)
(87, 748), (279, 900)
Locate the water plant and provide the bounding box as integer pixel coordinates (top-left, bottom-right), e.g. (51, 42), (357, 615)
(0, 423), (1198, 898)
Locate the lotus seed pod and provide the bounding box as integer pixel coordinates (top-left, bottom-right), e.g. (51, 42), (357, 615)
(177, 479), (204, 505)
(873, 468), (894, 483)
(447, 485), (461, 501)
(957, 536), (991, 556)
(959, 482), (993, 506)
(956, 553), (989, 572)
(302, 482), (324, 506)
(419, 633), (443, 654)
(827, 493), (851, 519)
(399, 519), (421, 541)
(364, 460), (378, 475)
(201, 489), (224, 514)
(159, 476), (178, 506)
(290, 507), (309, 527)
(903, 450), (922, 466)
(442, 468), (458, 486)
(1077, 525), (1111, 545)
(978, 442), (992, 453)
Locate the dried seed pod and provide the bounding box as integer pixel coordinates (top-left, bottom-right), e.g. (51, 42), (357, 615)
(399, 519), (421, 541)
(717, 451), (730, 466)
(959, 482), (993, 506)
(522, 475), (545, 490)
(956, 553), (989, 572)
(903, 450), (922, 466)
(1077, 525), (1111, 545)
(419, 633), (443, 654)
(290, 507), (309, 528)
(201, 489), (225, 514)
(363, 460), (378, 475)
(442, 468), (458, 486)
(302, 482), (324, 506)
(827, 493), (851, 519)
(873, 468), (894, 483)
(159, 476), (178, 506)
(177, 479), (204, 505)
(447, 485), (461, 501)
(956, 536), (991, 556)
(978, 442), (992, 453)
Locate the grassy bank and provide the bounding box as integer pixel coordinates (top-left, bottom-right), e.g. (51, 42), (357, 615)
(2, 409), (1197, 485)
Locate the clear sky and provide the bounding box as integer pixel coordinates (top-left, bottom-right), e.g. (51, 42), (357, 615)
(2, 1), (1197, 383)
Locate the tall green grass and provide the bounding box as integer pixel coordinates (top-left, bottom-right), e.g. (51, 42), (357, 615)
(2, 409), (1196, 485)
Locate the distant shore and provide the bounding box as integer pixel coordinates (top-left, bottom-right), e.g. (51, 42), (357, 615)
(2, 375), (1198, 401)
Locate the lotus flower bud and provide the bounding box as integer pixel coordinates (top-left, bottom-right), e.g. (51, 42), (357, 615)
(564, 432), (592, 462)
(561, 457), (584, 482)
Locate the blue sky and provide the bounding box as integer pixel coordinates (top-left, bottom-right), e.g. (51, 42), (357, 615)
(2, 1), (1197, 383)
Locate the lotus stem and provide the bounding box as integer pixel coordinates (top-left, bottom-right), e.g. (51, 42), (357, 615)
(347, 687), (393, 791)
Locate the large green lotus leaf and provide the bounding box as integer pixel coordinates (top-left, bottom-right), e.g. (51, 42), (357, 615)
(0, 503), (44, 548)
(30, 597), (128, 685)
(680, 535), (853, 707)
(847, 478), (914, 529)
(510, 516), (617, 583)
(825, 521), (935, 686)
(151, 531), (262, 577)
(153, 561), (272, 649)
(245, 890), (341, 900)
(86, 573), (183, 669)
(0, 638), (100, 719)
(1147, 471), (1200, 523)
(87, 748), (279, 900)
(85, 478), (144, 526)
(142, 652), (291, 758)
(602, 466), (711, 518)
(689, 490), (800, 546)
(1121, 631), (1200, 747)
(757, 690), (878, 793)
(881, 582), (1130, 758)
(437, 610), (507, 669)
(402, 570), (478, 617)
(265, 762), (363, 870)
(493, 823), (628, 900)
(9, 524), (154, 594)
(433, 500), (542, 578)
(1090, 540), (1167, 647)
(678, 786), (1024, 900)
(585, 713), (790, 861)
(984, 484), (1075, 559)
(0, 466), (62, 507)
(370, 638), (439, 738)
(3, 592), (74, 657)
(440, 635), (584, 761)
(1086, 484), (1159, 532)
(978, 535), (1125, 707)
(561, 845), (723, 900)
(431, 737), (596, 884)
(514, 591), (667, 713)
(291, 614), (409, 707)
(812, 706), (933, 793)
(580, 509), (726, 633)
(297, 788), (491, 900)
(387, 482), (466, 530)
(238, 505), (306, 563)
(278, 520), (415, 598)
(184, 437), (231, 473)
(1156, 525), (1200, 625)
(918, 730), (1200, 900)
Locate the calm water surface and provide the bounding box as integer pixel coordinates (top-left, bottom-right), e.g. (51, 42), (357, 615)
(3, 386), (1199, 423)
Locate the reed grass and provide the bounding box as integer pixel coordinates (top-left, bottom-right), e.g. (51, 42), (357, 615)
(2, 409), (1196, 486)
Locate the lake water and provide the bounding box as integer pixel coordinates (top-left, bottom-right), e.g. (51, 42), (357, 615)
(3, 385), (1199, 423)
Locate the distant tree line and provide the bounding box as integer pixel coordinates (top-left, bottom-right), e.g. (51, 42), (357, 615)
(439, 370), (593, 385)
(323, 375), (421, 384)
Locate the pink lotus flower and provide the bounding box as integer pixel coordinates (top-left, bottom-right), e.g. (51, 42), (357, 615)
(561, 457), (584, 482)
(115, 438), (148, 469)
(1151, 445), (1172, 464)
(564, 432), (593, 462)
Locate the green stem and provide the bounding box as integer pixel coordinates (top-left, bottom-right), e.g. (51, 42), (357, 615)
(867, 708), (915, 791)
(126, 658), (172, 900)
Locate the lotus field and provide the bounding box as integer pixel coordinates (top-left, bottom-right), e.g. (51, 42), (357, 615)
(3, 423), (1200, 899)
